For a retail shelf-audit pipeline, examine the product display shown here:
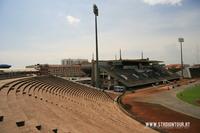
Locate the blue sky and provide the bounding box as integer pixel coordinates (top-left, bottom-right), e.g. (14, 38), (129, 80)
(0, 0), (200, 68)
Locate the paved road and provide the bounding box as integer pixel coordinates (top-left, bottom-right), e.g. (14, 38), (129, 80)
(132, 82), (200, 119)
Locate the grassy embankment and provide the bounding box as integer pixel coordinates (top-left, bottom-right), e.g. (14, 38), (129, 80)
(177, 85), (200, 106)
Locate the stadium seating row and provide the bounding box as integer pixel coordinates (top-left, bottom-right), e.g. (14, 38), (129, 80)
(0, 76), (156, 133)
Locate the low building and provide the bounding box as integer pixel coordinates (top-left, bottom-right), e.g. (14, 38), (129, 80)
(61, 59), (88, 65)
(0, 68), (38, 80)
(30, 64), (86, 77)
(166, 64), (190, 73)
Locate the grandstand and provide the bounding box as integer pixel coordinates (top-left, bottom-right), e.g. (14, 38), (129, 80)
(0, 68), (38, 80)
(0, 76), (156, 133)
(177, 66), (200, 78)
(92, 59), (180, 89)
(189, 67), (200, 78)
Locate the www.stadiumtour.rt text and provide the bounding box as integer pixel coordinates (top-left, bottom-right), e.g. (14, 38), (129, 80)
(145, 121), (190, 129)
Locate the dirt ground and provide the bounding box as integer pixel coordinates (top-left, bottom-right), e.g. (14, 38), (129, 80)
(196, 100), (200, 106)
(121, 79), (200, 133)
(121, 100), (200, 133)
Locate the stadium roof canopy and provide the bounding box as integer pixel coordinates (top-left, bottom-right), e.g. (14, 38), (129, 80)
(97, 59), (163, 66)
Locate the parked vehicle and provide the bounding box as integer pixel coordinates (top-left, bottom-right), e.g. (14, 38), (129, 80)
(114, 86), (126, 92)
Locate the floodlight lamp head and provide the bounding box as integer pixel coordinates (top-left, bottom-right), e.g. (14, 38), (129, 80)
(178, 38), (184, 43)
(93, 4), (98, 16)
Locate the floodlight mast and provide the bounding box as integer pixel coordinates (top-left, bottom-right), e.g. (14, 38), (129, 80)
(93, 4), (99, 88)
(178, 38), (184, 78)
(93, 4), (98, 16)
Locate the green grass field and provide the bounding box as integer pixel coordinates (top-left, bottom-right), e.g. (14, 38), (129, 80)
(177, 85), (200, 106)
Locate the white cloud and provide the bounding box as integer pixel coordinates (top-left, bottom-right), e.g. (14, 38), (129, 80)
(142, 0), (183, 6)
(66, 15), (80, 24)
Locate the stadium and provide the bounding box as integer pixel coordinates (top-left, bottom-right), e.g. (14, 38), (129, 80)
(1, 61), (200, 133)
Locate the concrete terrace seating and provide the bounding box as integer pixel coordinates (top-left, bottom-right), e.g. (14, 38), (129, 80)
(0, 76), (157, 133)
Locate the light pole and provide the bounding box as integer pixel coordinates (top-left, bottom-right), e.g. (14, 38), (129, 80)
(178, 37), (184, 78)
(93, 4), (99, 88)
